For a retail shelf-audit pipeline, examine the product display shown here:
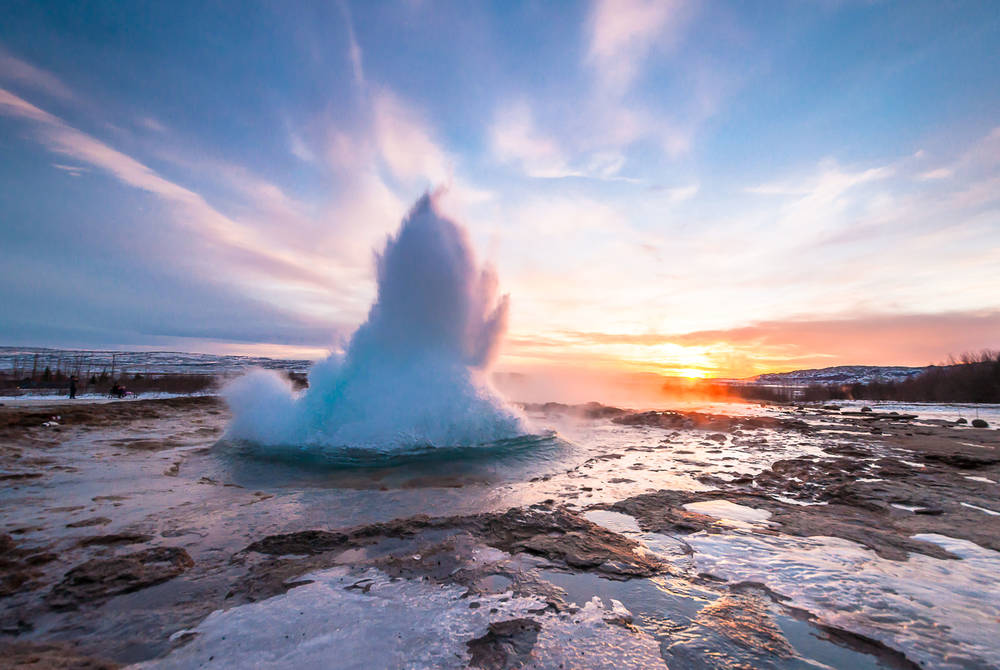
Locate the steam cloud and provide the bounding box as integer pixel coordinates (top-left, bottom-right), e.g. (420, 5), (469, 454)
(224, 192), (526, 451)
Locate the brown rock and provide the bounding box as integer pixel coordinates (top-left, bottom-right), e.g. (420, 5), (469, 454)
(923, 453), (1000, 469)
(467, 618), (541, 669)
(0, 641), (119, 669)
(244, 530), (350, 556)
(66, 517), (111, 528)
(77, 534), (153, 547)
(47, 547), (194, 610)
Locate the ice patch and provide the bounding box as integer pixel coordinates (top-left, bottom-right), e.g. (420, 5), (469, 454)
(910, 533), (995, 557)
(960, 501), (1000, 516)
(134, 567), (666, 669)
(771, 495), (828, 506)
(683, 531), (1000, 669)
(890, 503), (925, 513)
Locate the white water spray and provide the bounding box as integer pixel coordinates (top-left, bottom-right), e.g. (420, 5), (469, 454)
(224, 192), (526, 451)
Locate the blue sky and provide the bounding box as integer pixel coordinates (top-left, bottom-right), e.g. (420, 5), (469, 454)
(1, 0), (998, 376)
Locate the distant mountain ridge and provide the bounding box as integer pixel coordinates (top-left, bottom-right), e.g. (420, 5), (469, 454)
(753, 365), (929, 385)
(0, 346), (313, 376)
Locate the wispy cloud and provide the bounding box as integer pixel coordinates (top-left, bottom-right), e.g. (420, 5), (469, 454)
(747, 161), (894, 198)
(485, 0), (707, 179)
(587, 0), (683, 93)
(0, 87), (60, 123)
(137, 116), (167, 133)
(288, 127), (317, 163)
(372, 89), (451, 185)
(339, 0), (365, 88)
(0, 48), (74, 100)
(911, 126), (1000, 187)
(741, 159), (897, 253)
(664, 183), (699, 202)
(51, 162), (88, 176)
(917, 167), (954, 180)
(489, 102), (644, 180)
(490, 103), (576, 178)
(0, 86), (332, 291)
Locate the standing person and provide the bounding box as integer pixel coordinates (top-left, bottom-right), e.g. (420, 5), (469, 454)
(69, 375), (77, 399)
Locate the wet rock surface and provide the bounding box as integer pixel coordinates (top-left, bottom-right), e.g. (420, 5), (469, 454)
(606, 488), (960, 561)
(47, 547), (194, 611)
(521, 401), (630, 419)
(466, 618), (542, 669)
(606, 420), (1000, 560)
(0, 534), (56, 598)
(0, 641), (119, 669)
(470, 506), (662, 578)
(236, 505), (661, 593)
(244, 529), (353, 556)
(613, 409), (812, 433)
(77, 533), (154, 547)
(2, 396), (999, 668)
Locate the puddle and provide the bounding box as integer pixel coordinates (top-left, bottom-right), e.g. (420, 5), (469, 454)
(683, 500), (772, 525)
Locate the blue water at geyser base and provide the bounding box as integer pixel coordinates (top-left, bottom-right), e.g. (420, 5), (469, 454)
(222, 192), (541, 465)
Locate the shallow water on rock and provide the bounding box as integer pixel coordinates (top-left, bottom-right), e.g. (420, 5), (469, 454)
(2, 398), (998, 668)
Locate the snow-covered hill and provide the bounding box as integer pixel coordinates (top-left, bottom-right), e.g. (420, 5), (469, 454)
(754, 365), (928, 386)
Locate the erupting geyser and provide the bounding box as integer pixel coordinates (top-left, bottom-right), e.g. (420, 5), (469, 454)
(224, 192), (526, 451)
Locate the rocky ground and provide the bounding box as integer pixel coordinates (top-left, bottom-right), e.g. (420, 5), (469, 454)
(0, 396), (998, 668)
(602, 406), (1000, 561)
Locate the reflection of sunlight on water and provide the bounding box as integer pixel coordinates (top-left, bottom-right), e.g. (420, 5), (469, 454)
(682, 500), (772, 527)
(541, 563), (896, 670)
(580, 509), (970, 669)
(824, 400), (1000, 425)
(686, 530), (1000, 669)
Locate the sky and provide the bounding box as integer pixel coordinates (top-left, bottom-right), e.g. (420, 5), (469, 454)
(0, 0), (998, 379)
